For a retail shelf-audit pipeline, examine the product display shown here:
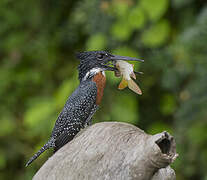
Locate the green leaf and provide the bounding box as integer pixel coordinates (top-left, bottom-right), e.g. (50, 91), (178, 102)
(128, 7), (146, 30)
(147, 122), (172, 135)
(141, 20), (170, 47)
(106, 71), (120, 85)
(112, 47), (139, 57)
(24, 98), (56, 136)
(3, 32), (26, 51)
(160, 94), (176, 115)
(111, 20), (132, 41)
(86, 33), (107, 50)
(0, 115), (15, 137)
(140, 0), (169, 21)
(187, 122), (207, 146)
(0, 152), (6, 169)
(110, 93), (139, 125)
(110, 1), (129, 17)
(55, 75), (79, 109)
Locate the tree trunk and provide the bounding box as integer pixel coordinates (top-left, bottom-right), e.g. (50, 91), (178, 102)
(33, 122), (178, 180)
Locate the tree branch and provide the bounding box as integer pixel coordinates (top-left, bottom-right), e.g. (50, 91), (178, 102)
(33, 122), (178, 180)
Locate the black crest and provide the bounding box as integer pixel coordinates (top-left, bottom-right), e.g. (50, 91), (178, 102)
(76, 51), (110, 82)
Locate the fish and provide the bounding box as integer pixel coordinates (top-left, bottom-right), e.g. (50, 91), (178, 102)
(115, 60), (142, 95)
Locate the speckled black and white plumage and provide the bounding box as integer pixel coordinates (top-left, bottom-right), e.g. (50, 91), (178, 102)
(52, 79), (98, 152)
(26, 51), (142, 167)
(26, 51), (111, 167)
(26, 79), (99, 167)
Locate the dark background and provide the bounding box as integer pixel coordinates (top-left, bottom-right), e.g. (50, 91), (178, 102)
(0, 0), (207, 179)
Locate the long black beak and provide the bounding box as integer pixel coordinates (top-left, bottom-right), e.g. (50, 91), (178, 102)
(102, 54), (144, 72)
(101, 65), (117, 71)
(109, 55), (144, 62)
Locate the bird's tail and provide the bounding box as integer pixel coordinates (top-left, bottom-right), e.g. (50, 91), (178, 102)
(25, 140), (53, 167)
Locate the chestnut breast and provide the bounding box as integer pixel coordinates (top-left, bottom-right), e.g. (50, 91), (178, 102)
(92, 72), (106, 105)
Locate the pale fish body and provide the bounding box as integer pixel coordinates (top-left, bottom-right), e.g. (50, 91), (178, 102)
(116, 60), (142, 95)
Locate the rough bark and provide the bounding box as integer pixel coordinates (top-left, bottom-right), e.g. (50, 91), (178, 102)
(33, 122), (178, 180)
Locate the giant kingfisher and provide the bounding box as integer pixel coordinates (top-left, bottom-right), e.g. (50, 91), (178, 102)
(26, 51), (143, 166)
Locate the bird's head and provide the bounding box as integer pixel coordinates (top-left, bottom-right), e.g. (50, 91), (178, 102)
(77, 50), (143, 82)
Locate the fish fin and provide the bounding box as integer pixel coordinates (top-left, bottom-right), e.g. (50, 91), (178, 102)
(130, 72), (136, 80)
(118, 79), (128, 90)
(128, 79), (142, 95)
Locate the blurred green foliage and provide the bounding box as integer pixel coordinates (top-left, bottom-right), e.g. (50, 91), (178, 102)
(0, 0), (207, 179)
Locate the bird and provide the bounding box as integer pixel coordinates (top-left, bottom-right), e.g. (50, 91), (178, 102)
(25, 51), (143, 167)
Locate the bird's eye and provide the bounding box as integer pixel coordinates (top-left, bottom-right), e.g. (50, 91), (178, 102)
(97, 53), (105, 60)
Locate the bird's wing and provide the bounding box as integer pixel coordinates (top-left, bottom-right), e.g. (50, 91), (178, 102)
(51, 80), (98, 151)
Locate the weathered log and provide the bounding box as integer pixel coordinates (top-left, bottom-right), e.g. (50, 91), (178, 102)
(33, 122), (178, 180)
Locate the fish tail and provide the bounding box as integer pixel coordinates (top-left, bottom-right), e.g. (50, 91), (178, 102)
(130, 72), (136, 79)
(128, 79), (142, 95)
(118, 78), (128, 89)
